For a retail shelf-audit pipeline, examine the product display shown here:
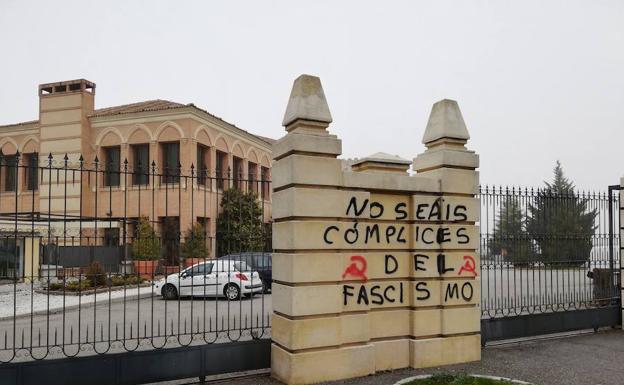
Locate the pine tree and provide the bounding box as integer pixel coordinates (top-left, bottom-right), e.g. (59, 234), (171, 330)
(489, 194), (534, 265)
(526, 161), (597, 266)
(216, 189), (266, 257)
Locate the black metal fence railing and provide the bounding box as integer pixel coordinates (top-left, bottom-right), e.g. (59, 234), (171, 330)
(479, 185), (621, 320)
(0, 153), (272, 363)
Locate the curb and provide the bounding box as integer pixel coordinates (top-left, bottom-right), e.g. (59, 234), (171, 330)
(395, 374), (533, 385)
(33, 282), (153, 296)
(0, 290), (157, 322)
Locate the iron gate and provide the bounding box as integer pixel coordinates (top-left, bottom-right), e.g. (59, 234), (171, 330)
(0, 154), (273, 385)
(479, 185), (621, 344)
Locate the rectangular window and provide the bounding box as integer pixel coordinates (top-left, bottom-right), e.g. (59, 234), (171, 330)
(197, 145), (208, 186)
(24, 153), (38, 191)
(216, 150), (227, 190)
(0, 238), (20, 278)
(104, 228), (120, 246)
(103, 146), (121, 187)
(160, 216), (180, 266)
(197, 217), (211, 255)
(132, 144), (149, 185)
(161, 142), (180, 184)
(3, 155), (17, 192)
(261, 166), (270, 200)
(248, 161), (257, 192)
(233, 157), (243, 189)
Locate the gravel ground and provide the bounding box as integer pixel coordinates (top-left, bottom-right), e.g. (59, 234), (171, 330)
(158, 329), (624, 385)
(0, 282), (155, 319)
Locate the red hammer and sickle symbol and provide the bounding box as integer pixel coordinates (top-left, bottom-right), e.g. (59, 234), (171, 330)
(342, 255), (368, 282)
(458, 255), (477, 277)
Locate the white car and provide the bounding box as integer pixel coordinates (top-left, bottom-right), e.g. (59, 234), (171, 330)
(153, 259), (263, 300)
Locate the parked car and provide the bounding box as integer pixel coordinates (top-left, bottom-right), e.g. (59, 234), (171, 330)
(153, 259), (263, 300)
(222, 252), (272, 293)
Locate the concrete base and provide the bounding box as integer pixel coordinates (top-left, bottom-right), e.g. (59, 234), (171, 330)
(271, 335), (481, 384)
(410, 335), (481, 368)
(271, 343), (375, 385)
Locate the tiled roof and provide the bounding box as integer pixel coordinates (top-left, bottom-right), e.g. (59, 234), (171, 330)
(250, 134), (276, 145)
(0, 120), (39, 129)
(90, 99), (186, 117)
(0, 99), (276, 147)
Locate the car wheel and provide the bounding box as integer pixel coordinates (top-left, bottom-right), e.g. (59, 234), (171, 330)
(162, 283), (178, 300)
(262, 281), (271, 294)
(224, 283), (241, 301)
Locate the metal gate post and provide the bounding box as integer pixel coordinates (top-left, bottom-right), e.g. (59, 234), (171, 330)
(608, 184), (622, 301)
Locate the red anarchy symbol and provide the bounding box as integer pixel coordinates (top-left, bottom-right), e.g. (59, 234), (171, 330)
(342, 255), (368, 282)
(458, 255), (477, 277)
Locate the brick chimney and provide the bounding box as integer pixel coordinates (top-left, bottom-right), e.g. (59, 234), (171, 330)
(38, 79), (96, 220)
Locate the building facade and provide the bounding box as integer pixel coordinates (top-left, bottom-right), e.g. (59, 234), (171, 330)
(0, 79), (272, 261)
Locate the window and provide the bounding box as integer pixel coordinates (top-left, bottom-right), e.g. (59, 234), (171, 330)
(248, 162), (257, 192)
(233, 157), (243, 189)
(3, 155), (17, 192)
(160, 216), (180, 266)
(261, 166), (270, 200)
(0, 238), (20, 278)
(103, 146), (120, 187)
(215, 261), (235, 273)
(216, 150), (227, 190)
(253, 253), (271, 269)
(132, 144), (149, 185)
(197, 145), (208, 186)
(186, 262), (213, 276)
(161, 142), (180, 184)
(233, 261), (251, 272)
(24, 153), (38, 191)
(197, 217), (211, 255)
(104, 228), (120, 246)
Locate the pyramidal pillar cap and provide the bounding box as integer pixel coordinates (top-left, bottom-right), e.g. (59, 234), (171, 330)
(422, 99), (470, 145)
(282, 74), (333, 132)
(351, 152), (411, 174)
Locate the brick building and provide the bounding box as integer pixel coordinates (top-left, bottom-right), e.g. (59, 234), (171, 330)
(0, 79), (273, 260)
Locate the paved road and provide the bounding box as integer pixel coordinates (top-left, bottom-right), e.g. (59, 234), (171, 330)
(0, 292), (272, 362)
(180, 329), (624, 385)
(480, 265), (613, 316)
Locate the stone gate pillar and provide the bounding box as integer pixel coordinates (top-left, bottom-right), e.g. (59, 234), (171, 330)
(271, 75), (481, 385)
(411, 99), (481, 366)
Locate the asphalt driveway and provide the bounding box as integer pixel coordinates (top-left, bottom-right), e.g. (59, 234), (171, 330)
(165, 328), (624, 385)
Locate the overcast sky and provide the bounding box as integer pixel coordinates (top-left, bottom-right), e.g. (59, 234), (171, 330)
(1, 1), (623, 189)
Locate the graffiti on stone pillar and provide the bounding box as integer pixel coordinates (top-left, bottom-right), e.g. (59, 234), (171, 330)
(342, 255), (368, 282)
(326, 195), (476, 308)
(458, 255), (478, 277)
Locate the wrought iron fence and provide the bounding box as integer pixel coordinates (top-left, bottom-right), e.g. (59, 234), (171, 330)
(0, 153), (272, 363)
(479, 185), (620, 319)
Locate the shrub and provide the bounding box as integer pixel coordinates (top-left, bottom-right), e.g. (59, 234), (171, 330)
(110, 275), (144, 286)
(182, 223), (208, 259)
(124, 275), (144, 285)
(66, 279), (92, 292)
(85, 261), (107, 287)
(110, 276), (125, 286)
(48, 282), (63, 291)
(216, 189), (266, 257)
(131, 216), (161, 261)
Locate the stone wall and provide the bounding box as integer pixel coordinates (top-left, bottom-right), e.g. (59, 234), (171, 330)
(271, 75), (481, 384)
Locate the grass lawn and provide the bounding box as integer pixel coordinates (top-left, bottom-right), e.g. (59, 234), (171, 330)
(404, 375), (521, 385)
